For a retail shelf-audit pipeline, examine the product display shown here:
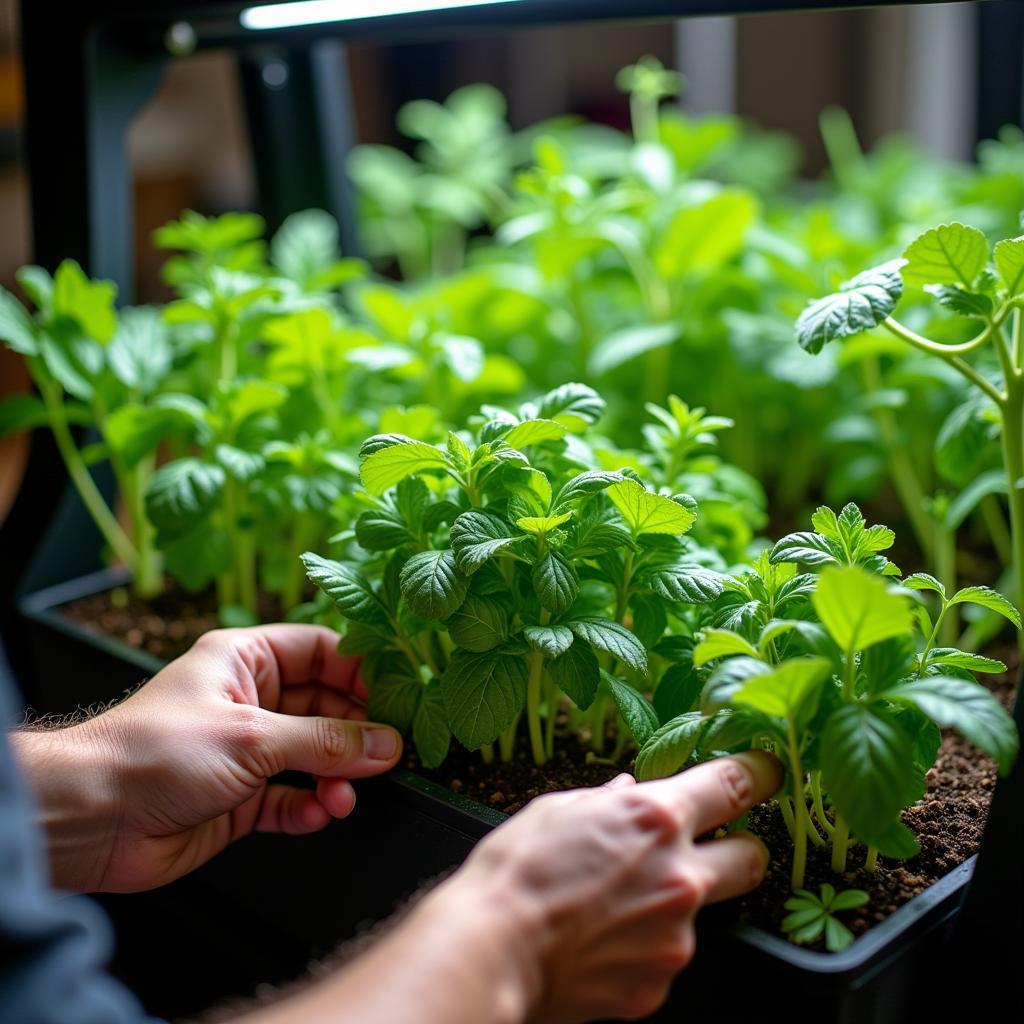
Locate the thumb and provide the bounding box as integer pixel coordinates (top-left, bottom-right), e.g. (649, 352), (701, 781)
(260, 712), (403, 778)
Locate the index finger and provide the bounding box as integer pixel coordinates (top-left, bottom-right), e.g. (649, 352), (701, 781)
(645, 750), (783, 838)
(238, 624), (367, 702)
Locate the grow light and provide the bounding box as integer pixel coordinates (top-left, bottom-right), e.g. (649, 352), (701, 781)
(239, 0), (527, 31)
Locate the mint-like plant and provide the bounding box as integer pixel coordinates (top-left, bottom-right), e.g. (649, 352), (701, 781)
(782, 884), (868, 953)
(635, 503), (1019, 891)
(302, 384), (731, 767)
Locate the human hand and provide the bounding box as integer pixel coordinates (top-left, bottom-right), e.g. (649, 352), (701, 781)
(12, 625), (402, 893)
(439, 751), (781, 1023)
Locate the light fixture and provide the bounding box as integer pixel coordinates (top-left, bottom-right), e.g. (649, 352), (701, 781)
(239, 0), (526, 31)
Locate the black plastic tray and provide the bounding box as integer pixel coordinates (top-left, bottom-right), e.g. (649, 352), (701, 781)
(17, 570), (975, 1023)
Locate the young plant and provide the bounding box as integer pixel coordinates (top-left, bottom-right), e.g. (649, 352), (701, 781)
(635, 503), (1019, 893)
(796, 221), (1024, 639)
(301, 384), (729, 768)
(782, 884), (868, 953)
(0, 263), (176, 596)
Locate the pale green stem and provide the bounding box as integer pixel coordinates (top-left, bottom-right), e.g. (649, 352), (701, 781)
(810, 771), (834, 838)
(831, 813), (850, 874)
(786, 718), (808, 891)
(865, 846), (879, 873)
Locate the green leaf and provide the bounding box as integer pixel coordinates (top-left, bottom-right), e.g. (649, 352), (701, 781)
(503, 418), (567, 448)
(701, 656), (772, 713)
(884, 676), (1019, 774)
(51, 260), (118, 342)
(532, 551), (579, 614)
(271, 208), (340, 286)
(336, 622), (394, 655)
(653, 189), (758, 280)
(413, 683), (451, 769)
(441, 648), (529, 749)
(38, 330), (103, 401)
(360, 438), (450, 495)
(607, 478), (696, 537)
(526, 382), (604, 430)
(646, 564), (725, 604)
(450, 511), (525, 574)
(653, 662), (702, 723)
(103, 404), (184, 469)
(145, 458), (225, 538)
(824, 917), (856, 954)
(731, 657), (832, 729)
(516, 511), (574, 535)
(15, 266), (53, 312)
(523, 624), (574, 659)
(902, 573), (946, 599)
(439, 334), (485, 383)
(994, 235), (1024, 296)
(355, 506), (413, 551)
(555, 469), (624, 506)
(0, 394), (49, 436)
(569, 618), (647, 675)
(107, 307), (172, 394)
(948, 586), (1022, 629)
(366, 657), (422, 733)
(447, 593), (509, 652)
(902, 223), (988, 288)
(399, 549), (468, 621)
(603, 672), (659, 746)
(796, 260), (904, 354)
(0, 287), (38, 355)
(588, 322), (678, 376)
(925, 648), (1007, 674)
(821, 703), (921, 854)
(812, 566), (913, 652)
(301, 552), (389, 626)
(504, 466), (553, 515)
(924, 284), (993, 319)
(935, 401), (992, 487)
(693, 629), (759, 667)
(770, 531), (839, 566)
(548, 639), (600, 710)
(162, 525), (231, 591)
(635, 712), (706, 781)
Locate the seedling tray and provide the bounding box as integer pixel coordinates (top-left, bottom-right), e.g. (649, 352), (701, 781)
(17, 569), (977, 1024)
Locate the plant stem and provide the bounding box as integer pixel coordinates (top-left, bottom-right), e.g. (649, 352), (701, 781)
(526, 610), (551, 765)
(865, 845), (879, 873)
(778, 796), (797, 843)
(999, 375), (1024, 652)
(797, 792), (827, 848)
(544, 677), (558, 760)
(786, 718), (808, 890)
(480, 743), (494, 765)
(810, 771), (834, 838)
(588, 695), (608, 754)
(842, 646), (857, 702)
(498, 716), (519, 762)
(980, 493), (1014, 568)
(933, 518), (958, 646)
(831, 813), (850, 874)
(282, 514), (313, 612)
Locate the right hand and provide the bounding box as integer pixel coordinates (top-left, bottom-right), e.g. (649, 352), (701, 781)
(448, 750), (782, 1023)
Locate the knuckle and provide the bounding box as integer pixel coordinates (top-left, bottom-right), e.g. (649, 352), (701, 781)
(717, 759), (754, 816)
(315, 717), (353, 765)
(233, 706), (271, 753)
(623, 790), (681, 839)
(660, 865), (705, 912)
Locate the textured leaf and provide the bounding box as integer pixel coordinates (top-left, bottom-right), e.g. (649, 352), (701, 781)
(355, 507), (412, 551)
(948, 586), (1021, 629)
(360, 439), (449, 495)
(399, 549), (468, 621)
(885, 676), (1019, 774)
(693, 629), (759, 667)
(162, 525), (231, 591)
(556, 469), (625, 506)
(635, 712), (706, 781)
(528, 382), (604, 430)
(366, 658), (422, 733)
(813, 566), (912, 652)
(607, 478), (695, 536)
(604, 672), (659, 746)
(902, 573), (946, 599)
(532, 550), (579, 614)
(450, 510), (525, 574)
(302, 552), (389, 626)
(413, 683), (451, 769)
(647, 564), (726, 604)
(770, 531), (840, 566)
(731, 657), (832, 730)
(569, 618), (647, 674)
(145, 458), (225, 538)
(902, 223), (988, 288)
(548, 640), (600, 709)
(524, 624), (575, 659)
(503, 418), (567, 448)
(796, 260), (904, 354)
(653, 661), (701, 723)
(441, 649), (529, 749)
(517, 511), (573, 535)
(447, 593), (509, 652)
(821, 703), (921, 854)
(924, 284), (993, 318)
(701, 656), (771, 713)
(994, 235), (1024, 296)
(924, 648), (1006, 674)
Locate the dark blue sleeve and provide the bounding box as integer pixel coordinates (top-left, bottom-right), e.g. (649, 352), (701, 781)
(0, 645), (161, 1024)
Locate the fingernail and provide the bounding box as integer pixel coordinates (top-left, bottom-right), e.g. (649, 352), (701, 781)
(363, 727), (398, 760)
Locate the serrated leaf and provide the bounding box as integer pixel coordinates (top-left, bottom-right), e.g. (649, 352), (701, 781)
(548, 639), (600, 709)
(607, 478), (696, 537)
(366, 658), (422, 733)
(413, 683), (451, 769)
(902, 223), (988, 288)
(569, 618), (647, 674)
(145, 458), (225, 538)
(693, 628), (759, 667)
(770, 531), (840, 566)
(813, 566), (912, 652)
(701, 656), (772, 713)
(796, 260), (904, 354)
(51, 260), (117, 342)
(107, 307), (172, 394)
(821, 703), (921, 854)
(925, 648), (1006, 674)
(556, 469), (625, 506)
(528, 382), (604, 430)
(399, 549), (468, 621)
(635, 712), (706, 781)
(503, 418), (567, 448)
(524, 624), (574, 659)
(355, 506), (412, 551)
(994, 235), (1024, 296)
(450, 510), (525, 574)
(360, 439), (450, 495)
(902, 573), (946, 598)
(302, 552), (389, 626)
(948, 586), (1022, 629)
(924, 284), (993, 318)
(447, 593), (508, 652)
(441, 648), (529, 749)
(517, 510), (574, 535)
(884, 676), (1019, 774)
(646, 564), (725, 604)
(532, 550), (579, 614)
(603, 672), (659, 746)
(731, 657), (832, 730)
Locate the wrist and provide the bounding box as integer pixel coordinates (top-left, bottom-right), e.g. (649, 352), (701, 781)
(9, 716), (125, 892)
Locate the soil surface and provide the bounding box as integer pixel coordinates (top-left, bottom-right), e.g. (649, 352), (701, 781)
(63, 586), (1017, 950)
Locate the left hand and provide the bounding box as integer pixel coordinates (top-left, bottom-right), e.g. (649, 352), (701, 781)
(12, 625), (403, 893)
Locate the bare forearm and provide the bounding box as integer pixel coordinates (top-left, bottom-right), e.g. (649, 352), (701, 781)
(236, 878), (539, 1024)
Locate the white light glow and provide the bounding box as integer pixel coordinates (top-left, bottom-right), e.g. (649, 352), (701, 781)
(240, 0), (525, 31)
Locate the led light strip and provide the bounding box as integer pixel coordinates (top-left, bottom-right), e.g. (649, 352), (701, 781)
(240, 0), (527, 31)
